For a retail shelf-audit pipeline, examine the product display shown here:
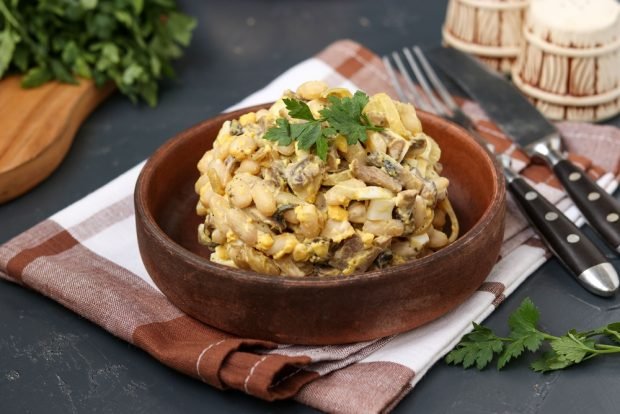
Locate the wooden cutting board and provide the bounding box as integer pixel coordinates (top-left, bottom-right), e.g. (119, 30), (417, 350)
(0, 76), (114, 204)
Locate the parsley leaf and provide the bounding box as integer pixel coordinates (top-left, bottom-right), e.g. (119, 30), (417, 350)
(264, 91), (383, 161)
(292, 121), (322, 150)
(319, 91), (382, 145)
(264, 118), (293, 147)
(445, 323), (504, 370)
(446, 297), (620, 373)
(0, 0), (196, 106)
(283, 98), (316, 121)
(497, 297), (545, 369)
(315, 135), (329, 161)
(549, 333), (593, 364)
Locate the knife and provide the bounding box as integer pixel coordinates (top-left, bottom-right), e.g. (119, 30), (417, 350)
(500, 154), (618, 296)
(436, 102), (618, 296)
(428, 46), (620, 253)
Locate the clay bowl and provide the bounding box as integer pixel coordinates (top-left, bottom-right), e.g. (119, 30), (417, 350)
(135, 104), (506, 345)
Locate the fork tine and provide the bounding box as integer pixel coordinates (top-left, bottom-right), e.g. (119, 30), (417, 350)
(413, 46), (459, 111)
(382, 56), (408, 103)
(389, 52), (430, 110)
(402, 47), (448, 116)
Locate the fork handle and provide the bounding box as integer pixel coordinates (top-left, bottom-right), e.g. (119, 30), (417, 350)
(552, 159), (620, 253)
(506, 173), (618, 296)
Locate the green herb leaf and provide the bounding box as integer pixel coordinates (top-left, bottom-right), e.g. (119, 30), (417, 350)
(549, 332), (595, 364)
(448, 297), (620, 373)
(264, 118), (292, 147)
(0, 27), (18, 78)
(263, 92), (382, 161)
(80, 0), (98, 10)
(21, 66), (52, 88)
(445, 323), (504, 370)
(50, 59), (78, 84)
(507, 297), (540, 337)
(0, 0), (196, 105)
(316, 135), (329, 161)
(605, 323), (620, 344)
(531, 351), (574, 373)
(319, 90), (381, 145)
(283, 98), (316, 121)
(292, 122), (322, 150)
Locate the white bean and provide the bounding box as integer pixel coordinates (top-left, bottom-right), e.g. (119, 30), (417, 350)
(347, 201), (367, 223)
(294, 204), (322, 239)
(428, 228), (448, 248)
(225, 208), (258, 246)
(229, 135), (257, 160)
(414, 195), (426, 229)
(296, 80), (328, 100)
(211, 228), (226, 244)
(237, 159), (261, 175)
(194, 173), (210, 194)
(283, 209), (299, 224)
(207, 168), (225, 195)
(197, 152), (214, 174)
(226, 177), (253, 208)
(251, 182), (277, 216)
(266, 234), (298, 259)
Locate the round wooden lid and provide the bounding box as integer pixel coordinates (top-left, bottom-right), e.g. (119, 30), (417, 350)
(528, 0), (620, 48)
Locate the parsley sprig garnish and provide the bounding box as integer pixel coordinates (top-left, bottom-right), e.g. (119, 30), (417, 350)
(264, 91), (383, 161)
(446, 298), (620, 372)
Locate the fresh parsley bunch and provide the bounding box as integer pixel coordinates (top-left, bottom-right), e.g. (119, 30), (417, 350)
(0, 0), (196, 106)
(446, 297), (620, 372)
(264, 91), (383, 161)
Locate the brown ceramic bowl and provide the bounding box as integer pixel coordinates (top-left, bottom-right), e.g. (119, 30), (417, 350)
(135, 104), (506, 345)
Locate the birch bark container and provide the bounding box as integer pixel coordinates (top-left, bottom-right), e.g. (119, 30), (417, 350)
(512, 0), (620, 121)
(442, 0), (530, 73)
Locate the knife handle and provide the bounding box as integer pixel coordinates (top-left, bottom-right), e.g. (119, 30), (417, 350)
(552, 159), (620, 253)
(508, 175), (619, 296)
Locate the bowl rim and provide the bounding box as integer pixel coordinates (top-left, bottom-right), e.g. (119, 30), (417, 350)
(135, 104), (506, 288)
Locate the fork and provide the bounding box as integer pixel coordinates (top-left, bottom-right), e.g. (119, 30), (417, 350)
(382, 46), (618, 297)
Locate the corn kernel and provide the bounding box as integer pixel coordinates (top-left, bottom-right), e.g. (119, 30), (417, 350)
(293, 243), (310, 262)
(215, 245), (229, 260)
(239, 112), (256, 126)
(226, 230), (238, 243)
(256, 231), (274, 251)
(310, 240), (329, 258)
(327, 205), (348, 221)
(357, 230), (375, 248)
(334, 135), (348, 153)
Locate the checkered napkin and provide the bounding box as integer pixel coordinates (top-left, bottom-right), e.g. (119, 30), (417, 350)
(1, 40), (618, 414)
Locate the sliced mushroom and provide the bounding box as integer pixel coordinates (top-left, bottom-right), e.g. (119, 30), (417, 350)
(262, 160), (287, 189)
(368, 152), (423, 191)
(275, 256), (312, 277)
(285, 155), (325, 203)
(350, 159), (402, 193)
(328, 235), (382, 275)
(229, 243), (280, 276)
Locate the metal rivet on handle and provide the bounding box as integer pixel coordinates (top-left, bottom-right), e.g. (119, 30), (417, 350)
(525, 191), (538, 201)
(545, 212), (558, 221)
(608, 213), (619, 223)
(568, 172), (581, 181)
(588, 192), (600, 201)
(567, 234), (580, 244)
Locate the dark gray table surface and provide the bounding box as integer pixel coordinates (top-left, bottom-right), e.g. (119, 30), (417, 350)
(1, 1), (619, 413)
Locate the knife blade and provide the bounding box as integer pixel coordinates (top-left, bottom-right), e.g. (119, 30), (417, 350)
(428, 46), (620, 253)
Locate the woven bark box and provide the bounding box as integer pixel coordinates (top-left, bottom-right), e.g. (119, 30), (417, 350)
(442, 0), (529, 73)
(512, 0), (620, 122)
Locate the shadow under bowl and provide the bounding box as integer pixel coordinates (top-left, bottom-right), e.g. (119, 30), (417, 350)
(135, 105), (506, 345)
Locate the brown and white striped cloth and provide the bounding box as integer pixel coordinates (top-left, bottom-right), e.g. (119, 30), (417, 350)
(1, 40), (619, 414)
